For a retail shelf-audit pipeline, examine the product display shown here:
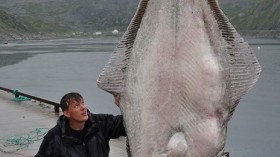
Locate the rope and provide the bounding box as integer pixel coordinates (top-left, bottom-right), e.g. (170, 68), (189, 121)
(0, 128), (49, 154)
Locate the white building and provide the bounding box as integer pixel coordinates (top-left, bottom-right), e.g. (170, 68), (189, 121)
(95, 32), (102, 35)
(112, 29), (119, 35)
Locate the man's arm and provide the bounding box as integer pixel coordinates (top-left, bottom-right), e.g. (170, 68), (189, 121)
(93, 113), (126, 140)
(114, 95), (120, 107)
(92, 95), (125, 140)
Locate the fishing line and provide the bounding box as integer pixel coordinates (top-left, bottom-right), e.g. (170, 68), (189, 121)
(0, 128), (49, 154)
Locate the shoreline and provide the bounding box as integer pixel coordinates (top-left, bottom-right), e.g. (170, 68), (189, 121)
(0, 53), (34, 68)
(0, 36), (278, 70)
(1, 30), (279, 43)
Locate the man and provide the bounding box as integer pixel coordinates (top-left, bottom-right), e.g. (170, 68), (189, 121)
(35, 92), (126, 157)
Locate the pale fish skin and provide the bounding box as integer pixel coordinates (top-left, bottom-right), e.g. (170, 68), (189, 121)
(97, 0), (261, 157)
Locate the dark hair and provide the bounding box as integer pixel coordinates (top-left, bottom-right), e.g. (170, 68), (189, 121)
(60, 92), (83, 112)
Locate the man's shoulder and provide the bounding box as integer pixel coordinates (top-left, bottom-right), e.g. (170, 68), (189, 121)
(44, 125), (61, 139)
(90, 113), (107, 121)
(89, 113), (123, 127)
(90, 113), (122, 120)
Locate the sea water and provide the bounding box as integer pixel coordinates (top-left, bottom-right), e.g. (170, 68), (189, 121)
(0, 37), (279, 157)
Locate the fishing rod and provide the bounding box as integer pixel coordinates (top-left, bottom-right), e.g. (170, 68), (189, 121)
(0, 86), (60, 113)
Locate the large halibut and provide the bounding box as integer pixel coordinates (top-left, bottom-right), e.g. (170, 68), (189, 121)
(97, 0), (261, 156)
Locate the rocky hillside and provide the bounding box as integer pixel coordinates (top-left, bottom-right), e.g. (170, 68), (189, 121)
(0, 0), (138, 33)
(0, 0), (279, 40)
(0, 10), (33, 40)
(220, 0), (280, 37)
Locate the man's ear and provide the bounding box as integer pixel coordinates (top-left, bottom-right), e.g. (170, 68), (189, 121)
(63, 110), (70, 118)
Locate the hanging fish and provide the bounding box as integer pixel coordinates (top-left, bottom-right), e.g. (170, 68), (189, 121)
(97, 0), (261, 156)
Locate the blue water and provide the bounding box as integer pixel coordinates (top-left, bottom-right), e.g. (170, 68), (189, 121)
(226, 38), (280, 157)
(0, 37), (121, 115)
(0, 37), (279, 157)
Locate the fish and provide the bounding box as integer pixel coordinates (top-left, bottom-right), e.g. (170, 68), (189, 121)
(97, 0), (261, 156)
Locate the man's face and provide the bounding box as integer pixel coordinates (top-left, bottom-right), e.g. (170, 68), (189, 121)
(64, 98), (89, 122)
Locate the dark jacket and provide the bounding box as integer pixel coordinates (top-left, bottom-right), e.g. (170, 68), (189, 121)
(35, 111), (126, 157)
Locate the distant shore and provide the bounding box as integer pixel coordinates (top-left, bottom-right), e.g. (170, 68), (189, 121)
(0, 30), (279, 43)
(240, 30), (280, 39)
(0, 33), (278, 69)
(0, 31), (123, 43)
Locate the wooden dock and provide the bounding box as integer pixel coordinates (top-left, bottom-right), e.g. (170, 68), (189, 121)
(0, 91), (127, 157)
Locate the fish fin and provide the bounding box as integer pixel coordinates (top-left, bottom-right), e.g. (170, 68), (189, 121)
(222, 152), (229, 157)
(126, 136), (132, 157)
(210, 1), (261, 120)
(97, 0), (149, 95)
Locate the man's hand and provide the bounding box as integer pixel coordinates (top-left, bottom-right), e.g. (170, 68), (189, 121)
(114, 95), (120, 107)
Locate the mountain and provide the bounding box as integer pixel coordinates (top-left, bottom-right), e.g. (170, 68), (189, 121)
(0, 0), (138, 33)
(0, 0), (279, 39)
(0, 9), (34, 40)
(220, 0), (280, 37)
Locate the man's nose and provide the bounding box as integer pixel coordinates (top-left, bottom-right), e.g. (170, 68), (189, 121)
(80, 103), (86, 109)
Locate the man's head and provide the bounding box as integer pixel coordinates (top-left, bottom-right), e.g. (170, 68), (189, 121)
(60, 92), (88, 122)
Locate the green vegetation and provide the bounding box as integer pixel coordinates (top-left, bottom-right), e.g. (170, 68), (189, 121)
(221, 0), (280, 37)
(221, 0), (280, 31)
(19, 16), (72, 34)
(20, 3), (73, 34)
(0, 10), (33, 35)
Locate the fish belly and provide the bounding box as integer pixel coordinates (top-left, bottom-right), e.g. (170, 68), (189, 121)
(121, 1), (229, 156)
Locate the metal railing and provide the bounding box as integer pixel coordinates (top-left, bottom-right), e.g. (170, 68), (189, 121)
(0, 86), (60, 113)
